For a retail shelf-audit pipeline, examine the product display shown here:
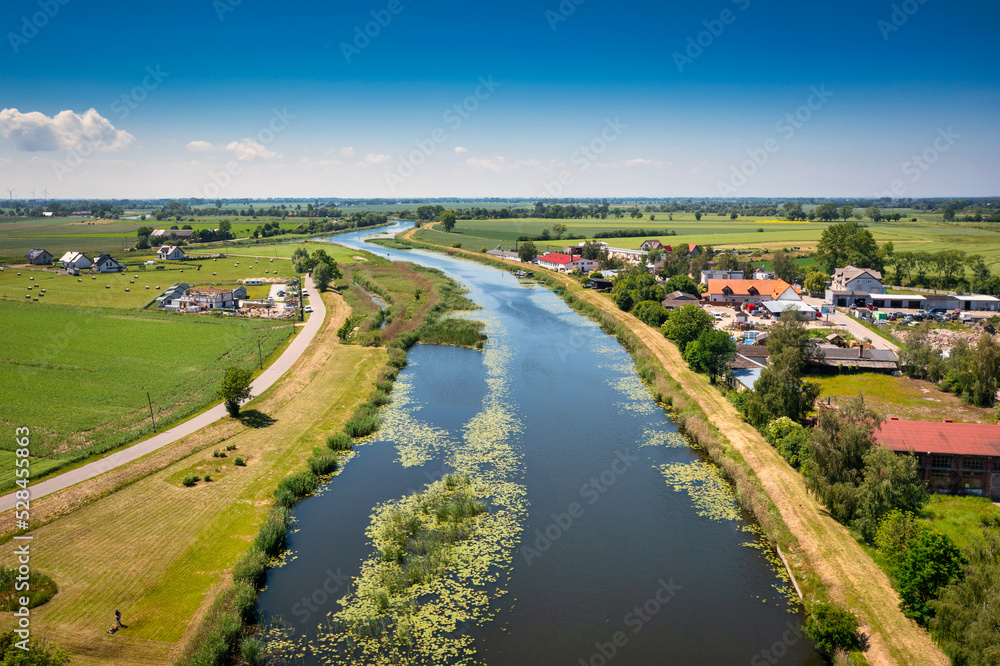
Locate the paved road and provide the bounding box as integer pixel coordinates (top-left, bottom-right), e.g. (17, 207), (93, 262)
(801, 295), (899, 351)
(1, 276), (325, 512)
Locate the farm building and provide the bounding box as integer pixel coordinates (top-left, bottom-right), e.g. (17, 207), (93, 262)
(486, 246), (522, 262)
(537, 253), (598, 274)
(661, 290), (701, 310)
(150, 229), (195, 241)
(705, 279), (799, 305)
(25, 249), (53, 265)
(807, 345), (899, 373)
(60, 252), (91, 270)
(157, 245), (188, 261)
(758, 300), (819, 319)
(92, 254), (124, 273)
(876, 418), (1000, 498)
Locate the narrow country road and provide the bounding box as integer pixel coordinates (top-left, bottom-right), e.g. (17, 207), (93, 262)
(801, 295), (900, 351)
(0, 276), (325, 512)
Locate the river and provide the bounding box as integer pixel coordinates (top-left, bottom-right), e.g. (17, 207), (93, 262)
(255, 223), (823, 665)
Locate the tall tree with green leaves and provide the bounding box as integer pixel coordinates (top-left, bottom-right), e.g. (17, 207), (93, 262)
(897, 529), (966, 624)
(218, 366), (254, 417)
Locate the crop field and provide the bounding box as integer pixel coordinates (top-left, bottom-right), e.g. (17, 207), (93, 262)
(415, 212), (1000, 270)
(0, 300), (295, 481)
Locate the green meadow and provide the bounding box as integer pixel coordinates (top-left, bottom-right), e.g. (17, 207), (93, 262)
(0, 300), (295, 483)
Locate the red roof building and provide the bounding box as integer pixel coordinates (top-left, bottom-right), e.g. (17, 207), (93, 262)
(876, 418), (1000, 497)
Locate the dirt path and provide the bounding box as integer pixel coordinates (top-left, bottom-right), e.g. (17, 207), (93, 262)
(0, 287), (383, 664)
(401, 226), (948, 666)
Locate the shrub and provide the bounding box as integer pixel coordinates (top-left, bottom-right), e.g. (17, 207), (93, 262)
(253, 507), (290, 557)
(326, 432), (354, 451)
(233, 456), (246, 466)
(232, 549), (268, 587)
(345, 407), (381, 438)
(308, 448), (339, 476)
(0, 567), (58, 611)
(182, 473), (200, 487)
(370, 389), (392, 406)
(203, 474), (213, 482)
(212, 449), (226, 458)
(804, 602), (862, 655)
(240, 636), (263, 666)
(274, 470), (319, 506)
(225, 444), (237, 451)
(452, 242), (462, 248)
(387, 347), (408, 369)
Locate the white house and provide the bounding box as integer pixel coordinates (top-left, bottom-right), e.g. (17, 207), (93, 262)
(60, 252), (91, 270)
(537, 252), (598, 273)
(701, 269), (744, 283)
(157, 245), (188, 261)
(753, 269), (775, 280)
(175, 285), (247, 310)
(92, 253), (124, 273)
(831, 266), (885, 294)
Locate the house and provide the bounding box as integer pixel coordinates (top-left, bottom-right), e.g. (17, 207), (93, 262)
(831, 266), (885, 294)
(753, 269), (775, 280)
(606, 246), (648, 264)
(561, 245), (584, 257)
(174, 286), (245, 310)
(640, 239), (664, 251)
(730, 353), (766, 392)
(537, 252), (598, 274)
(687, 244), (700, 255)
(661, 290), (701, 310)
(705, 279), (799, 305)
(701, 269), (744, 283)
(487, 246), (522, 262)
(155, 283), (190, 308)
(60, 252), (91, 270)
(71, 210), (92, 216)
(92, 253), (124, 273)
(807, 345), (899, 373)
(25, 249), (52, 265)
(157, 245), (188, 261)
(588, 277), (613, 291)
(875, 418), (1000, 498)
(150, 229), (195, 241)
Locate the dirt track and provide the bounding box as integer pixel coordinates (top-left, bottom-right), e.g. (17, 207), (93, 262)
(403, 226), (948, 666)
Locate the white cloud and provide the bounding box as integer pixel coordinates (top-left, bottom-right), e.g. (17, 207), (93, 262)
(454, 146), (468, 154)
(341, 146), (355, 157)
(186, 140), (218, 152)
(225, 138), (279, 160)
(0, 108), (134, 152)
(364, 153), (391, 164)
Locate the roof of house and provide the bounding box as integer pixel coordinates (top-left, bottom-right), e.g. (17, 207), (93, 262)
(93, 253), (118, 264)
(151, 229), (194, 238)
(833, 265), (883, 282)
(731, 353), (766, 370)
(876, 418), (1000, 457)
(160, 245), (185, 254)
(707, 279), (796, 299)
(807, 345), (898, 369)
(759, 300), (817, 314)
(736, 343), (771, 359)
(641, 239), (663, 248)
(538, 252), (575, 265)
(688, 244), (698, 252)
(661, 290), (700, 307)
(26, 249), (50, 260)
(732, 367), (763, 390)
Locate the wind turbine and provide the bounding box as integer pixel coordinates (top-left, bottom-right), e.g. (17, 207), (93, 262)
(6, 189), (13, 202)
(30, 189), (35, 200)
(42, 188), (48, 201)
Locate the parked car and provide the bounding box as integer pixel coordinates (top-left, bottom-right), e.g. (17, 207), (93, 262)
(888, 311), (906, 321)
(928, 307), (948, 315)
(304, 305), (313, 313)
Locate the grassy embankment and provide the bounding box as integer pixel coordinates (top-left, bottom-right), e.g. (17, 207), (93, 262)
(0, 249), (484, 665)
(400, 223), (948, 666)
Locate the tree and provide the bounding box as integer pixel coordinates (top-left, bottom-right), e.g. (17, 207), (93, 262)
(551, 223), (568, 239)
(518, 240), (537, 263)
(662, 305), (714, 353)
(439, 210), (457, 233)
(0, 631), (70, 664)
(313, 261), (334, 292)
(852, 446), (926, 542)
(968, 254), (992, 292)
(730, 212), (738, 220)
(771, 250), (803, 284)
(875, 510), (924, 570)
(694, 211), (702, 220)
(218, 219), (232, 237)
(803, 395), (881, 523)
(930, 528), (1000, 664)
(814, 221), (888, 274)
(814, 203), (839, 221)
(933, 249), (966, 289)
(781, 202), (805, 220)
(899, 323), (948, 381)
(866, 206), (883, 222)
(942, 208), (955, 222)
(664, 274), (700, 296)
(218, 366), (254, 417)
(897, 529), (966, 624)
(804, 602), (862, 656)
(838, 205), (854, 221)
(633, 300), (669, 327)
(683, 329), (735, 382)
(613, 289), (634, 312)
(803, 270), (828, 294)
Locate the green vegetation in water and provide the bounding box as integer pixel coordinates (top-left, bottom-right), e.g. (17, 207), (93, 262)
(0, 566), (57, 610)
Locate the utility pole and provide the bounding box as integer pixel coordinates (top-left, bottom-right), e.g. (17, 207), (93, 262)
(258, 337), (263, 369)
(146, 391), (157, 432)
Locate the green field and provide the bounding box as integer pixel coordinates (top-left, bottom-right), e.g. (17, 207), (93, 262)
(0, 300), (295, 479)
(414, 212), (1000, 272)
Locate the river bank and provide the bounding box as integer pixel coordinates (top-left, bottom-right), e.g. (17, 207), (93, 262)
(397, 223), (948, 666)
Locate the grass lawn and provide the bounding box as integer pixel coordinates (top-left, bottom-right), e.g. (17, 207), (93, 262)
(920, 495), (1000, 550)
(811, 372), (994, 423)
(0, 289), (385, 664)
(0, 301), (294, 477)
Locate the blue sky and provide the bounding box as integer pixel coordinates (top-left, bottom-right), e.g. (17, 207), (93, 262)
(0, 0), (997, 198)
